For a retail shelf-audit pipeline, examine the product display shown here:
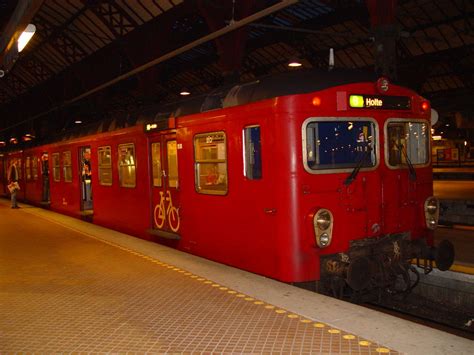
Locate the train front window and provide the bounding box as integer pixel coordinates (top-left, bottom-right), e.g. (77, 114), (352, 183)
(386, 121), (429, 167)
(304, 119), (377, 171)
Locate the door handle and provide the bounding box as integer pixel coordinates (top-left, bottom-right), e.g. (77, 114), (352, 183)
(264, 208), (277, 215)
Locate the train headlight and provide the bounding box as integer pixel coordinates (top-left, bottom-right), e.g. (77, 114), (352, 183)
(316, 210), (331, 230)
(314, 209), (333, 248)
(424, 197), (439, 230)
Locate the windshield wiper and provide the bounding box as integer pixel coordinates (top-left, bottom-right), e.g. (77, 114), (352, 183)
(344, 147), (372, 186)
(397, 144), (417, 181)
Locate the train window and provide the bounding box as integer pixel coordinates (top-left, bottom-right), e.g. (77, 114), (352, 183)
(194, 132), (228, 195)
(304, 120), (377, 170)
(167, 141), (179, 188)
(17, 158), (22, 180)
(63, 151), (72, 182)
(151, 143), (162, 187)
(243, 126), (262, 179)
(118, 143), (136, 188)
(32, 156), (38, 180)
(26, 157), (31, 181)
(98, 146), (113, 186)
(52, 153), (60, 182)
(386, 121), (429, 167)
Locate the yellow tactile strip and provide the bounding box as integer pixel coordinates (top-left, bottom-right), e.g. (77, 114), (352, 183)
(0, 206), (399, 353)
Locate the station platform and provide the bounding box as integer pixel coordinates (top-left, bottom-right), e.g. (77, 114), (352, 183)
(0, 200), (472, 354)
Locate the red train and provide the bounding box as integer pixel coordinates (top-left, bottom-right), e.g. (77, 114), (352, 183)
(1, 69), (454, 295)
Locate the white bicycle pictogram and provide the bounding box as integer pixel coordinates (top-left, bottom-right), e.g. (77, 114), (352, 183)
(154, 190), (180, 232)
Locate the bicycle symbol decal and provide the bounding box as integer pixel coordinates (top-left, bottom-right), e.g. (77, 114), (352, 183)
(154, 190), (180, 232)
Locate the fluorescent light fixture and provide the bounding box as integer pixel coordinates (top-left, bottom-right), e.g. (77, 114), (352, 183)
(18, 24), (36, 52)
(288, 58), (302, 67)
(75, 120), (82, 124)
(180, 89), (190, 96)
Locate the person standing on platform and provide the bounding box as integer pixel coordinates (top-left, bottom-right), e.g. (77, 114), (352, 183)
(8, 159), (19, 209)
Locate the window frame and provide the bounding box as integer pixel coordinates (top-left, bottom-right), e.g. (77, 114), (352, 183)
(194, 131), (228, 195)
(52, 153), (60, 182)
(98, 145), (113, 186)
(243, 125), (262, 180)
(118, 143), (136, 188)
(302, 116), (380, 174)
(167, 140), (179, 189)
(25, 156), (32, 181)
(32, 156), (38, 180)
(63, 151), (73, 183)
(384, 118), (431, 169)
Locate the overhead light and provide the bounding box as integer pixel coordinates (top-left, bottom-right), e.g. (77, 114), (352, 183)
(288, 58), (302, 67)
(0, 141), (6, 148)
(22, 133), (35, 142)
(75, 120), (82, 124)
(180, 89), (190, 96)
(18, 24), (36, 52)
(10, 137), (18, 144)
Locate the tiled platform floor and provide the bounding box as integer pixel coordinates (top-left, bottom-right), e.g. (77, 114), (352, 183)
(0, 203), (396, 354)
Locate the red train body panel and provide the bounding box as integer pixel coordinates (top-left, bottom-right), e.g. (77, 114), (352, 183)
(1, 70), (452, 292)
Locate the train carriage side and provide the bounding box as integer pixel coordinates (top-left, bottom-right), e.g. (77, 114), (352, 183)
(91, 125), (152, 239)
(151, 100), (281, 278)
(48, 142), (82, 217)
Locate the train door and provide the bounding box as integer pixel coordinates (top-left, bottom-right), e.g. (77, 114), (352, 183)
(79, 146), (93, 212)
(150, 133), (180, 238)
(40, 152), (50, 203)
(0, 154), (4, 194)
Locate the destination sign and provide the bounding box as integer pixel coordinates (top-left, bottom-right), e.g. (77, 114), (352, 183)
(144, 120), (168, 133)
(349, 95), (411, 110)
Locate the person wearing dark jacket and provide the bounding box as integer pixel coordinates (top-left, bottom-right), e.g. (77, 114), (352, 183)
(8, 159), (19, 209)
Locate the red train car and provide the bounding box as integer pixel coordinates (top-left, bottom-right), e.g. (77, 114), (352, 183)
(3, 69), (454, 295)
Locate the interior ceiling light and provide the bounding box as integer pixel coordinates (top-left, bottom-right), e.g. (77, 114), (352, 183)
(17, 24), (36, 52)
(288, 58), (302, 67)
(22, 133), (35, 141)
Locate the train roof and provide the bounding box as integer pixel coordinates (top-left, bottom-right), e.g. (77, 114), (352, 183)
(172, 68), (378, 117)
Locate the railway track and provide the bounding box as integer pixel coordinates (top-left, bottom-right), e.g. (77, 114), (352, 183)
(368, 292), (474, 340)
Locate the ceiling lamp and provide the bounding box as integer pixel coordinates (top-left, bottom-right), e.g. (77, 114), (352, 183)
(75, 120), (82, 124)
(10, 137), (18, 144)
(180, 89), (191, 96)
(22, 133), (35, 142)
(288, 57), (302, 68)
(18, 24), (36, 52)
(0, 141), (6, 148)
